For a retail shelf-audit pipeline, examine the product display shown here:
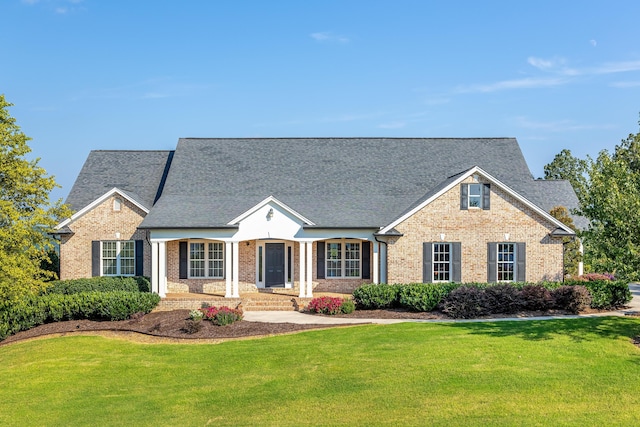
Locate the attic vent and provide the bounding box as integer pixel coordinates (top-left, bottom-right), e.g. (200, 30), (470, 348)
(113, 197), (122, 212)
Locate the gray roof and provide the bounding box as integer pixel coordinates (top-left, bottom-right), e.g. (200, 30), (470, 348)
(137, 137), (580, 229)
(65, 150), (174, 213)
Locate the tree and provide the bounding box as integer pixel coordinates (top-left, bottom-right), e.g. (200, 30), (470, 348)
(0, 95), (70, 303)
(578, 130), (640, 280)
(543, 149), (588, 202)
(549, 206), (582, 278)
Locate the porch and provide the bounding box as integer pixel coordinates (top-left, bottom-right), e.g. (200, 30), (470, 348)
(155, 289), (352, 312)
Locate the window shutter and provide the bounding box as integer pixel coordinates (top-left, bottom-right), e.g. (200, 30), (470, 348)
(316, 241), (325, 279)
(516, 242), (526, 282)
(460, 184), (468, 210)
(179, 241), (188, 279)
(423, 242), (433, 283)
(135, 240), (144, 276)
(487, 242), (497, 282)
(482, 184), (491, 210)
(361, 241), (371, 279)
(91, 241), (100, 277)
(451, 242), (462, 282)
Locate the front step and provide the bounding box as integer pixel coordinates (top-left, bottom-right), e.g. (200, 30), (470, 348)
(155, 295), (316, 312)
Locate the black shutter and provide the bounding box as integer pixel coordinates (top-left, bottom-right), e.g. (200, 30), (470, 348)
(516, 242), (526, 282)
(482, 183), (491, 210)
(91, 241), (101, 277)
(423, 242), (432, 283)
(460, 184), (468, 210)
(487, 242), (497, 282)
(135, 240), (144, 276)
(451, 242), (461, 282)
(361, 241), (371, 279)
(179, 241), (188, 279)
(316, 241), (325, 279)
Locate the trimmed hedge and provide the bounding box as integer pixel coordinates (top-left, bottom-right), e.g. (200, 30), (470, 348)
(352, 284), (401, 309)
(566, 280), (631, 309)
(0, 291), (161, 341)
(45, 276), (144, 295)
(398, 283), (457, 312)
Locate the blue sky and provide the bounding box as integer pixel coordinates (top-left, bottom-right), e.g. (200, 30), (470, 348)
(2, 0), (640, 202)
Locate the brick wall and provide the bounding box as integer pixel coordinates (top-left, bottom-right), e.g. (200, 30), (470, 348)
(59, 196), (150, 280)
(387, 176), (564, 284)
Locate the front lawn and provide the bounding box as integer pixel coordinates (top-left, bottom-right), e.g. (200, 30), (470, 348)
(1, 317), (640, 426)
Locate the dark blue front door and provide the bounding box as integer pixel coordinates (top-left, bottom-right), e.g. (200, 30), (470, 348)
(265, 243), (285, 287)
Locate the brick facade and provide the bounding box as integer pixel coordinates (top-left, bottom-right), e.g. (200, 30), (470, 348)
(59, 196), (151, 280)
(386, 176), (564, 284)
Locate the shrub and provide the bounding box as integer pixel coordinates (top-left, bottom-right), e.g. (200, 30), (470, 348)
(572, 273), (615, 282)
(352, 284), (400, 309)
(520, 285), (553, 310)
(483, 284), (522, 314)
(45, 277), (140, 295)
(398, 283), (456, 312)
(340, 299), (356, 314)
(200, 306), (243, 325)
(134, 276), (151, 292)
(307, 296), (345, 315)
(441, 286), (490, 319)
(552, 285), (592, 313)
(182, 319), (203, 334)
(189, 309), (204, 321)
(580, 280), (631, 309)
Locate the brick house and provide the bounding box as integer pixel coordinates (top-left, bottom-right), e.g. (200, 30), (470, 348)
(55, 138), (581, 298)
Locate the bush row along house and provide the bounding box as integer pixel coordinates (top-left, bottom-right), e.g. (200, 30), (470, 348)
(55, 137), (582, 298)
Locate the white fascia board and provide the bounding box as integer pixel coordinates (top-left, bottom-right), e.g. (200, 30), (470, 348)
(379, 166), (574, 235)
(55, 187), (149, 229)
(227, 195), (315, 226)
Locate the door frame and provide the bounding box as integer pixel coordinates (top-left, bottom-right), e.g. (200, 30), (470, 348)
(255, 240), (294, 289)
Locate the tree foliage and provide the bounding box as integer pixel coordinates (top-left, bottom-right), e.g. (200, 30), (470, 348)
(549, 206), (582, 278)
(0, 95), (70, 303)
(543, 149), (588, 201)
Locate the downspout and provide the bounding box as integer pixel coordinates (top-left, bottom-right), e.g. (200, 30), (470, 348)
(374, 235), (388, 284)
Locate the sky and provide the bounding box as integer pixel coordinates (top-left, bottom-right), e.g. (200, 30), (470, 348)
(2, 0), (640, 203)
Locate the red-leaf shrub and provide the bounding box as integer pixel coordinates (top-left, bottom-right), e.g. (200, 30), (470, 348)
(307, 296), (352, 315)
(200, 306), (243, 325)
(551, 285), (591, 313)
(520, 285), (554, 310)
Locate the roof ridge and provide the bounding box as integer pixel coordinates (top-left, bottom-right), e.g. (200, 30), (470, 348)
(178, 137), (515, 141)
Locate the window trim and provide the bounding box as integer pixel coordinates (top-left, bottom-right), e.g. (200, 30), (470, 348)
(468, 184), (482, 209)
(496, 242), (516, 282)
(187, 240), (225, 279)
(101, 240), (135, 276)
(325, 239), (361, 279)
(432, 243), (451, 282)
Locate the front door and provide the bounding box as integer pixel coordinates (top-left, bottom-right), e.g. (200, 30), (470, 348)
(265, 243), (285, 287)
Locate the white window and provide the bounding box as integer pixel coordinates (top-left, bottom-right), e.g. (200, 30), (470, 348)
(433, 243), (451, 282)
(468, 184), (482, 208)
(326, 240), (361, 278)
(113, 197), (122, 211)
(497, 243), (515, 282)
(102, 240), (135, 276)
(189, 241), (224, 278)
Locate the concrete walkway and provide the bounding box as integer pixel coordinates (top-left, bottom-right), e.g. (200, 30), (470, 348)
(243, 283), (640, 325)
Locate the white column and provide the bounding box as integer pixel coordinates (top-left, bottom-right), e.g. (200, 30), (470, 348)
(578, 240), (584, 276)
(158, 241), (167, 297)
(380, 242), (387, 284)
(225, 241), (233, 298)
(372, 241), (379, 284)
(232, 241), (240, 298)
(299, 242), (306, 298)
(151, 241), (159, 294)
(306, 242), (313, 298)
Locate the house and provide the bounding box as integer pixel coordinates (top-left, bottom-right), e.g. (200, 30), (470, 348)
(55, 137), (581, 298)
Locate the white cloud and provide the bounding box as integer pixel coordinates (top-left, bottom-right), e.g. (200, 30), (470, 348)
(377, 121), (407, 129)
(610, 81), (640, 88)
(527, 56), (579, 76)
(594, 60), (640, 74)
(310, 32), (350, 43)
(514, 116), (614, 132)
(455, 77), (565, 93)
(590, 39), (597, 47)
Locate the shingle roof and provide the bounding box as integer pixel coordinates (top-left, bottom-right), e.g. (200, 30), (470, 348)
(138, 137), (579, 229)
(65, 150), (174, 213)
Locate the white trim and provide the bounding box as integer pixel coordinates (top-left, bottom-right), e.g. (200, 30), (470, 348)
(324, 238), (363, 279)
(255, 240), (294, 289)
(100, 240), (136, 276)
(186, 240), (225, 279)
(227, 195), (315, 226)
(379, 166), (575, 235)
(56, 187), (149, 229)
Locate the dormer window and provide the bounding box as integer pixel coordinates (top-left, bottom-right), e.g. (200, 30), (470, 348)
(460, 183), (490, 210)
(113, 197), (122, 211)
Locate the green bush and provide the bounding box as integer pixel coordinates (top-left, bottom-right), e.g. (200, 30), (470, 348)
(569, 280), (631, 309)
(352, 284), (400, 309)
(340, 299), (356, 314)
(45, 276), (140, 295)
(398, 283), (456, 312)
(0, 291), (161, 341)
(134, 276), (151, 293)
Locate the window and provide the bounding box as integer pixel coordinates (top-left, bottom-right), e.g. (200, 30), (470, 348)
(497, 243), (515, 282)
(101, 240), (135, 276)
(189, 241), (224, 278)
(468, 184), (482, 208)
(113, 197), (122, 211)
(461, 183), (490, 210)
(326, 240), (361, 278)
(432, 243), (451, 282)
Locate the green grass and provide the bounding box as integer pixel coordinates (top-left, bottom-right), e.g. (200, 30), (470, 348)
(2, 317), (640, 426)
